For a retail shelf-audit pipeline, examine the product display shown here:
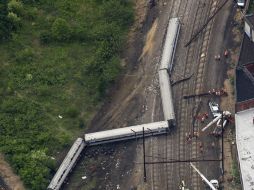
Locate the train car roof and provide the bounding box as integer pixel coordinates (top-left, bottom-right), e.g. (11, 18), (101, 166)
(159, 70), (175, 120)
(84, 121), (168, 141)
(159, 17), (180, 70)
(47, 138), (84, 189)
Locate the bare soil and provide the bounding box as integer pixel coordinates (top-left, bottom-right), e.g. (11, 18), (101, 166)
(0, 155), (25, 190)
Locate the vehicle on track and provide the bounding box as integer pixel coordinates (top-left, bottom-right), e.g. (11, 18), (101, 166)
(159, 69), (176, 126)
(47, 138), (86, 190)
(159, 17), (180, 127)
(160, 17), (180, 72)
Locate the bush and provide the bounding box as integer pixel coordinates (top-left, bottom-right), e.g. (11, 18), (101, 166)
(39, 30), (52, 44)
(78, 118), (85, 128)
(65, 107), (79, 118)
(51, 18), (71, 41)
(23, 7), (38, 20)
(229, 76), (234, 86)
(8, 0), (24, 15)
(15, 48), (35, 64)
(7, 12), (21, 30)
(101, 0), (134, 28)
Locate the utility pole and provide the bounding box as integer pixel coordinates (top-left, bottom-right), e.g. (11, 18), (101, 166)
(221, 111), (224, 175)
(142, 127), (147, 182)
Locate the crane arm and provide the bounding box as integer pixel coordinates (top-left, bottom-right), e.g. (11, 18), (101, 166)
(190, 163), (217, 190)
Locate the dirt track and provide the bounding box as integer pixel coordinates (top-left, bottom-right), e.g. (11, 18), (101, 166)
(65, 0), (236, 189)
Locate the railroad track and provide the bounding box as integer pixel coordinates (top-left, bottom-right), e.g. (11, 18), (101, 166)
(147, 0), (222, 189)
(175, 0), (208, 188)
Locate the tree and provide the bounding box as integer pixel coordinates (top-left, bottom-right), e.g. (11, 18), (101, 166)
(0, 0), (13, 40)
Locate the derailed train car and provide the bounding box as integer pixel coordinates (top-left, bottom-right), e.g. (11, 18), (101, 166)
(84, 121), (169, 145)
(47, 138), (86, 190)
(159, 70), (176, 127)
(160, 17), (180, 72)
(159, 17), (180, 127)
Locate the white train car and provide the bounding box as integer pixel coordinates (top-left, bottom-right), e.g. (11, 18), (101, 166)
(159, 17), (180, 72)
(159, 69), (176, 126)
(84, 121), (169, 145)
(47, 138), (85, 190)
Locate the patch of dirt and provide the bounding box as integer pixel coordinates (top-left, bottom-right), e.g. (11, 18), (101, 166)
(220, 79), (235, 113)
(139, 19), (158, 59)
(0, 154), (25, 190)
(128, 0), (148, 43)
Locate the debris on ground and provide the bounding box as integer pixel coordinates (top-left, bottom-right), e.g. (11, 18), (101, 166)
(81, 176), (87, 180)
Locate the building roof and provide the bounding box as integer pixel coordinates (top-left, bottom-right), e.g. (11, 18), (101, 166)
(236, 65), (254, 102)
(235, 108), (254, 190)
(238, 33), (254, 66)
(236, 32), (254, 102)
(245, 14), (254, 29)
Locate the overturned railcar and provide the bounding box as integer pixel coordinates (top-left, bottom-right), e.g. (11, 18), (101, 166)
(159, 17), (180, 126)
(47, 138), (86, 190)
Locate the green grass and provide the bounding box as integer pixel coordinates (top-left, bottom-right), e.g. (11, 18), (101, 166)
(0, 0), (134, 189)
(231, 161), (241, 184)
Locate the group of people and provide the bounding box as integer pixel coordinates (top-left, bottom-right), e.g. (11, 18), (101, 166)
(208, 88), (227, 96)
(214, 49), (229, 61)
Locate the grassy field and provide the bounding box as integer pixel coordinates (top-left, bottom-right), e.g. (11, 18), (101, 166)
(0, 0), (133, 189)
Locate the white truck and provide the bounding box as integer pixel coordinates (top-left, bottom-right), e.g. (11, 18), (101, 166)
(209, 101), (220, 118)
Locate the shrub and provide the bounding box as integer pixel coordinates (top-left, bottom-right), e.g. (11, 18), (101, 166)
(229, 76), (234, 86)
(15, 48), (35, 64)
(51, 18), (71, 42)
(232, 161), (241, 184)
(23, 7), (38, 20)
(39, 30), (52, 44)
(78, 118), (85, 128)
(101, 0), (134, 28)
(65, 107), (79, 118)
(7, 12), (21, 29)
(7, 0), (24, 15)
